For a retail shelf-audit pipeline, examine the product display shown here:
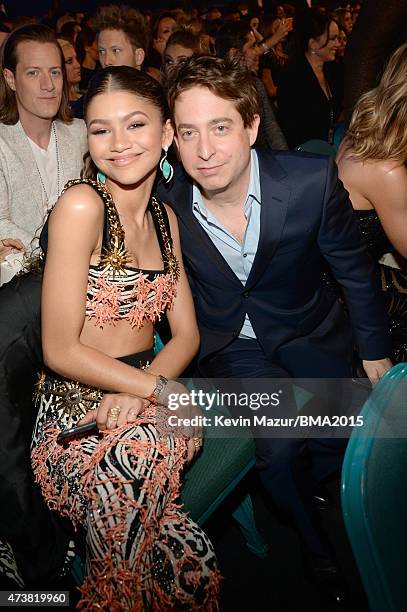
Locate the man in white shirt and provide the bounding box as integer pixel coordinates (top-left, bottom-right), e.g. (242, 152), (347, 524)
(0, 23), (87, 251)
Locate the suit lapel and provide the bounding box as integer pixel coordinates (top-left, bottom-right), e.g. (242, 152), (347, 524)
(246, 149), (291, 289)
(164, 170), (243, 286)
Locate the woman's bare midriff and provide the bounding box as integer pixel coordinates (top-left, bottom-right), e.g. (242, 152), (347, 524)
(80, 318), (154, 358)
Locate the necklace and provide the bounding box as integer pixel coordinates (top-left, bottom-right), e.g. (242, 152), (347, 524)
(33, 122), (61, 211)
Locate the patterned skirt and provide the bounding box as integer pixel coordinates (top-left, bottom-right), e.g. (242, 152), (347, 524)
(31, 351), (220, 611)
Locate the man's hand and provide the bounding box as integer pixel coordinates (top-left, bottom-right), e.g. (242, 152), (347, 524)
(155, 379), (203, 459)
(362, 358), (392, 386)
(0, 238), (24, 262)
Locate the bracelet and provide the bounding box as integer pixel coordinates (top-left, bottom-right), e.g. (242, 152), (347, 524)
(260, 41), (270, 54)
(146, 375), (168, 404)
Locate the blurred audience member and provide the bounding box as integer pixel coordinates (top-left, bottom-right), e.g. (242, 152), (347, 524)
(56, 13), (75, 35)
(336, 42), (407, 362)
(163, 28), (204, 74)
(75, 25), (99, 92)
(0, 12), (9, 47)
(276, 4), (286, 20)
(351, 2), (361, 25)
(277, 8), (341, 147)
(260, 17), (290, 100)
(185, 17), (205, 35)
(248, 11), (264, 43)
(224, 8), (241, 22)
(336, 25), (347, 59)
(205, 7), (223, 38)
(330, 23), (347, 113)
(93, 5), (148, 70)
(59, 20), (81, 46)
(58, 38), (83, 118)
(145, 11), (177, 80)
(237, 2), (249, 18)
(332, 7), (353, 35)
(74, 10), (85, 25)
(216, 22), (288, 150)
(152, 11), (177, 58)
(207, 7), (222, 21)
(58, 39), (81, 102)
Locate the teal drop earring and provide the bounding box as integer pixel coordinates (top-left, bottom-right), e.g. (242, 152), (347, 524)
(97, 171), (106, 184)
(159, 146), (173, 183)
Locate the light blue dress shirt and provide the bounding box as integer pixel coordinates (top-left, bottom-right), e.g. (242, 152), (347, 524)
(192, 150), (261, 339)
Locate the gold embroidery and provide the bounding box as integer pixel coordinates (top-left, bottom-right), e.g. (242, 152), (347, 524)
(35, 370), (102, 419)
(62, 179), (179, 327)
(99, 242), (130, 274)
(62, 180), (179, 279)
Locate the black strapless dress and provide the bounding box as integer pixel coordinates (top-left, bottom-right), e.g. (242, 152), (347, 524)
(355, 209), (407, 363)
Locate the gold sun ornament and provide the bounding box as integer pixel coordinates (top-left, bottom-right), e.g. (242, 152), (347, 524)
(162, 250), (180, 282)
(34, 371), (46, 401)
(99, 242), (130, 275)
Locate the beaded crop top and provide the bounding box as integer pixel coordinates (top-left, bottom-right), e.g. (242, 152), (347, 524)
(62, 179), (179, 329)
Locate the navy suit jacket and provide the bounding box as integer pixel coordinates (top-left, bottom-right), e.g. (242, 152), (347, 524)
(157, 148), (390, 372)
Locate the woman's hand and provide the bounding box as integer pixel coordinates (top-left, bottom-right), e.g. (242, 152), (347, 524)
(77, 393), (149, 430)
(78, 384), (203, 461)
(265, 19), (289, 49)
(0, 238), (24, 262)
(251, 28), (264, 43)
(155, 379), (204, 460)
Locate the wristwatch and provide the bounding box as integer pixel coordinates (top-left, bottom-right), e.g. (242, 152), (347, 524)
(146, 375), (168, 404)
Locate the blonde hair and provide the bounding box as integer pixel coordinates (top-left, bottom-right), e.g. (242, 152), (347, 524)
(346, 42), (407, 163)
(57, 38), (72, 51)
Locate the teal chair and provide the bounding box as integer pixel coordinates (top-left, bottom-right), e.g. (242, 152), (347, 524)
(333, 122), (345, 150)
(341, 364), (407, 612)
(180, 381), (312, 553)
(153, 334), (268, 557)
(295, 139), (337, 156)
(180, 420), (267, 557)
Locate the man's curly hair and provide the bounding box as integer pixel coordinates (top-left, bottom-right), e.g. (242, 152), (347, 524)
(166, 55), (259, 128)
(93, 4), (149, 52)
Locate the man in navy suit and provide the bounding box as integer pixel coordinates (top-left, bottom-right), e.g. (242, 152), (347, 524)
(158, 56), (391, 585)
